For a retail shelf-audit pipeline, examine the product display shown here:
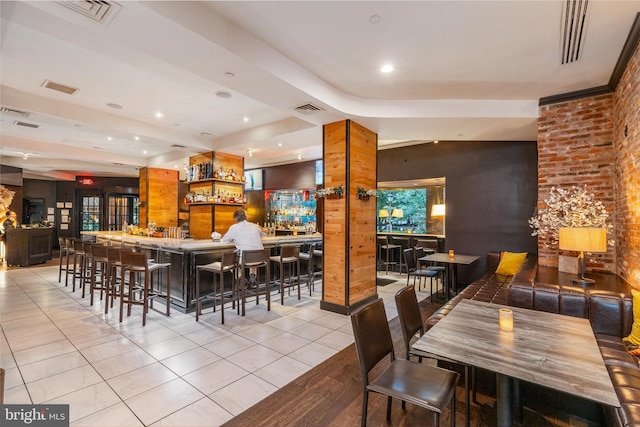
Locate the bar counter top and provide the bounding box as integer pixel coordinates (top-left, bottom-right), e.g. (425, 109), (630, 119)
(81, 231), (322, 251)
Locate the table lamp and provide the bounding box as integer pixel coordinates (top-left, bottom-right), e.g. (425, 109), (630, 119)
(379, 209), (390, 232)
(391, 208), (403, 219)
(558, 227), (607, 285)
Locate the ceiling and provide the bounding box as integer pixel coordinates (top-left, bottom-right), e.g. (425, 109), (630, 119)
(1, 1), (639, 181)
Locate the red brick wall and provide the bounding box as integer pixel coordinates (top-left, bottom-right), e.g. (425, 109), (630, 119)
(537, 95), (615, 272)
(613, 40), (640, 288)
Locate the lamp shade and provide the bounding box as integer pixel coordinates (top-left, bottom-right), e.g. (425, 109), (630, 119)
(379, 209), (389, 218)
(558, 227), (607, 252)
(391, 208), (403, 218)
(431, 204), (446, 217)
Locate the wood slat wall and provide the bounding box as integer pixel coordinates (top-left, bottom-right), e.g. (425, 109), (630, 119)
(139, 167), (178, 229)
(213, 205), (238, 235)
(189, 205), (213, 239)
(347, 122), (377, 305)
(322, 120), (377, 312)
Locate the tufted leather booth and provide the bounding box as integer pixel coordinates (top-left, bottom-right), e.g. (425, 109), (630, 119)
(425, 251), (639, 427)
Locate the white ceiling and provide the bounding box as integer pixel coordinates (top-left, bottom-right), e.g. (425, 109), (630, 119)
(1, 1), (638, 181)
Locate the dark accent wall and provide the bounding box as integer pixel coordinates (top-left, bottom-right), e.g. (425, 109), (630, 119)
(378, 141), (538, 283)
(263, 160), (317, 191)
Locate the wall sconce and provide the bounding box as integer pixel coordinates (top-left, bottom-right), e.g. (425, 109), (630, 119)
(558, 227), (607, 285)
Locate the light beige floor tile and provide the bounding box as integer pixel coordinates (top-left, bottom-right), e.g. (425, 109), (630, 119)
(26, 364), (103, 403)
(0, 352), (17, 369)
(259, 332), (311, 355)
(125, 378), (205, 425)
(8, 330), (68, 353)
(288, 341), (339, 367)
(236, 323), (283, 343)
(227, 344), (283, 372)
(46, 381), (121, 423)
(71, 402), (144, 427)
(313, 312), (351, 330)
(80, 337), (140, 363)
(265, 315), (309, 332)
(21, 350), (89, 383)
(150, 397), (233, 427)
(126, 326), (181, 347)
(203, 334), (254, 358)
(160, 347), (220, 376)
(254, 355), (312, 388)
(3, 384), (31, 404)
(182, 325), (233, 346)
(182, 359), (249, 395)
(288, 321), (333, 341)
(142, 335), (199, 360)
(12, 339), (77, 366)
(107, 362), (178, 400)
(315, 330), (354, 351)
(2, 366), (24, 389)
(91, 348), (156, 379)
(209, 374), (278, 416)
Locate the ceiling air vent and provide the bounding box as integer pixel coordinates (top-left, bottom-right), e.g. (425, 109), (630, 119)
(0, 107), (30, 118)
(292, 103), (324, 115)
(42, 80), (79, 95)
(171, 144), (187, 149)
(561, 0), (590, 64)
(56, 1), (122, 26)
(14, 120), (39, 129)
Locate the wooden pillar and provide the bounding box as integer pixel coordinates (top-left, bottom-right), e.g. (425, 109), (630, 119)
(139, 167), (179, 229)
(320, 120), (378, 314)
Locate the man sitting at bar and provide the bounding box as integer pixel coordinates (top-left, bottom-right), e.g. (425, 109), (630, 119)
(222, 209), (266, 287)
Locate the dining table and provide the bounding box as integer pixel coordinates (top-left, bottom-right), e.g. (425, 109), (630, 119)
(412, 299), (619, 427)
(418, 252), (479, 300)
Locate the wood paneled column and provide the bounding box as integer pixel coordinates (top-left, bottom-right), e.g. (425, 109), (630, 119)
(139, 167), (179, 229)
(321, 120), (378, 315)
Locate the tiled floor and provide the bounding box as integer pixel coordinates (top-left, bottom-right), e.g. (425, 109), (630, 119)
(0, 262), (433, 426)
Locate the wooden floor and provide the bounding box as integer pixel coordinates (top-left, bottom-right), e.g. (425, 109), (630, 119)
(225, 297), (604, 427)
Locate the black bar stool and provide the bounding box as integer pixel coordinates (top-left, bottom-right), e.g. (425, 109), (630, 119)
(270, 245), (301, 305)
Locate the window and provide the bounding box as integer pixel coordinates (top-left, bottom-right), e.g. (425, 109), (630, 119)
(81, 195), (101, 231)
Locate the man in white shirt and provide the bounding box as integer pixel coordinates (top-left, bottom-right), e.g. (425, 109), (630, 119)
(222, 209), (266, 286)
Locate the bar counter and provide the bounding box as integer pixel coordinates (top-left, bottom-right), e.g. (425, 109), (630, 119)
(82, 231), (322, 313)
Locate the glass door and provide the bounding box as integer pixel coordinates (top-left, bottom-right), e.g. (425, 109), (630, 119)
(80, 195), (102, 232)
(106, 194), (139, 231)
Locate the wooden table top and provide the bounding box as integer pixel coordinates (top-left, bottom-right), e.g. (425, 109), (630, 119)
(413, 299), (619, 407)
(419, 253), (479, 265)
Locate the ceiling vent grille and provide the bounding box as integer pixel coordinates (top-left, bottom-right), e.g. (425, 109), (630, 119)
(292, 103), (324, 115)
(56, 1), (122, 26)
(0, 107), (30, 118)
(171, 144), (187, 149)
(42, 80), (79, 95)
(14, 120), (39, 129)
(561, 0), (590, 64)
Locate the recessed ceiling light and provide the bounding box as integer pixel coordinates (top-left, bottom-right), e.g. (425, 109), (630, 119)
(134, 136), (140, 141)
(216, 91), (232, 99)
(278, 143), (282, 149)
(243, 117), (249, 123)
(369, 15), (381, 24)
(143, 150), (147, 154)
(106, 102), (123, 109)
(248, 150), (253, 157)
(107, 136), (112, 141)
(155, 112), (164, 119)
(380, 64), (394, 73)
(200, 132), (212, 137)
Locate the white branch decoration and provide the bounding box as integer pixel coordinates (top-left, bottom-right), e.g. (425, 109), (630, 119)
(0, 185), (15, 212)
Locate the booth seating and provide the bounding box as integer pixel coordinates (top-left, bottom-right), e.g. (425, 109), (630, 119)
(425, 252), (638, 427)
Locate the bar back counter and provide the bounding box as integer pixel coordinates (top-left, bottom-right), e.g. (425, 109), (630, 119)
(82, 231), (322, 313)
(5, 227), (53, 267)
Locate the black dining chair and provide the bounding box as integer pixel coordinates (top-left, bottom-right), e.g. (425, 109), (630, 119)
(395, 285), (471, 426)
(351, 298), (459, 427)
(403, 248), (439, 297)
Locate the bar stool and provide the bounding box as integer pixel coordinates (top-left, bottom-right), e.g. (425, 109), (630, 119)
(58, 237), (71, 283)
(88, 244), (109, 306)
(195, 251), (239, 324)
(377, 236), (400, 275)
(118, 251), (171, 326)
(240, 248), (271, 316)
(80, 241), (94, 298)
(298, 243), (316, 295)
(392, 236), (411, 274)
(67, 239), (87, 293)
(63, 238), (76, 287)
(270, 245), (301, 305)
(104, 247), (130, 314)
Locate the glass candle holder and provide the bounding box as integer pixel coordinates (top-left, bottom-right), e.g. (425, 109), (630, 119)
(499, 308), (514, 331)
(448, 249), (454, 257)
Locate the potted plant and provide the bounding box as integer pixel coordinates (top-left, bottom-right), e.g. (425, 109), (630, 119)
(356, 186), (378, 200)
(315, 185), (345, 199)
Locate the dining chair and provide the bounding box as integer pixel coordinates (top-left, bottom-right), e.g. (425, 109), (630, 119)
(351, 298), (459, 427)
(394, 285), (471, 427)
(403, 248), (438, 297)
